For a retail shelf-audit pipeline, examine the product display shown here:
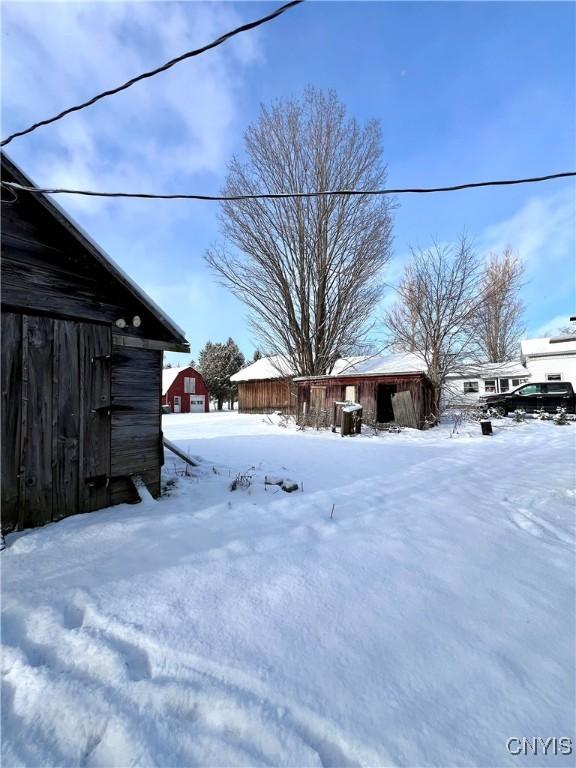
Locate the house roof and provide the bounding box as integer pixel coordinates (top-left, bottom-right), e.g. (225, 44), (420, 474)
(446, 360), (528, 379)
(230, 355), (294, 382)
(521, 337), (576, 358)
(1, 152), (189, 351)
(162, 366), (198, 395)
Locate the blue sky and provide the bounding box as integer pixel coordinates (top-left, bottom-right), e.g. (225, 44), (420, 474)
(2, 1), (574, 365)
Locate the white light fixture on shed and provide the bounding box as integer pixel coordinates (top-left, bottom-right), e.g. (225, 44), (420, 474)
(115, 318), (127, 328)
(132, 315), (142, 328)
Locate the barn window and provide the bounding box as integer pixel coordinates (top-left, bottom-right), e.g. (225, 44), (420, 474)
(344, 385), (356, 402)
(463, 381), (479, 393)
(484, 379), (497, 393)
(184, 377), (196, 393)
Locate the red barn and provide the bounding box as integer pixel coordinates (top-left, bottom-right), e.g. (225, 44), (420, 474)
(162, 366), (210, 413)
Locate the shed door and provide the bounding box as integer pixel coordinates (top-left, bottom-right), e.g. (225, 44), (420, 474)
(1, 312), (111, 531)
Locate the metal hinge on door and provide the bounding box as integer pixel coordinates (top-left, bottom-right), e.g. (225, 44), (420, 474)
(91, 354), (111, 363)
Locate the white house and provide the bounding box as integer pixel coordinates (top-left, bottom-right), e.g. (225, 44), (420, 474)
(520, 337), (576, 384)
(444, 361), (530, 407)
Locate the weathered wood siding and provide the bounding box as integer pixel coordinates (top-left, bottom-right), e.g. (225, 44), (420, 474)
(1, 176), (174, 344)
(297, 374), (434, 429)
(1, 311), (112, 531)
(110, 347), (162, 505)
(237, 379), (295, 414)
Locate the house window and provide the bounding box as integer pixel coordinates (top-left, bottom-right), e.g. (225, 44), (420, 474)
(499, 378), (509, 392)
(463, 381), (479, 394)
(511, 378), (528, 388)
(344, 385), (356, 402)
(546, 373), (562, 382)
(184, 377), (196, 393)
(484, 379), (497, 393)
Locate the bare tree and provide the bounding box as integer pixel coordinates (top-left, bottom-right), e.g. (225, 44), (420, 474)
(385, 237), (482, 419)
(205, 88), (394, 377)
(475, 249), (524, 361)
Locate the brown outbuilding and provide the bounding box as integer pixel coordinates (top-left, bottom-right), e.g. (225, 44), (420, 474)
(295, 354), (435, 430)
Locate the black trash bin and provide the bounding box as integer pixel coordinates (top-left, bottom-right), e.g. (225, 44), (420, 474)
(480, 419), (493, 436)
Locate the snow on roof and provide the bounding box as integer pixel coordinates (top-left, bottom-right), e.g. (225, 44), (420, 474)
(162, 366), (196, 395)
(521, 337), (576, 357)
(447, 360), (528, 379)
(230, 356), (294, 382)
(329, 352), (427, 377)
(233, 352), (427, 382)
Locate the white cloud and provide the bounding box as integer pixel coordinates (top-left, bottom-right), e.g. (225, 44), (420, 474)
(2, 2), (262, 214)
(478, 186), (575, 269)
(529, 314), (573, 338)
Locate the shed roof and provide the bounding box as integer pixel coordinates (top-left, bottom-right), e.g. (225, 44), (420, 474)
(232, 352), (429, 382)
(329, 352), (427, 377)
(1, 152), (189, 351)
(230, 355), (293, 382)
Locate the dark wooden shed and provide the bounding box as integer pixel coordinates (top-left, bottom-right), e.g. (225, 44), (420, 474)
(1, 153), (189, 532)
(295, 368), (434, 429)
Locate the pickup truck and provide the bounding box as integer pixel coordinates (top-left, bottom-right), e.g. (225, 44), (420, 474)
(482, 381), (576, 415)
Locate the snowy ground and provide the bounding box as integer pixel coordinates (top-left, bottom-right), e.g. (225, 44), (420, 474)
(2, 413), (575, 767)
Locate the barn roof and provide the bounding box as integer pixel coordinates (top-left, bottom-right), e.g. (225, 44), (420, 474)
(230, 355), (293, 382)
(162, 366), (198, 395)
(329, 352), (427, 377)
(232, 352), (430, 382)
(1, 152), (189, 351)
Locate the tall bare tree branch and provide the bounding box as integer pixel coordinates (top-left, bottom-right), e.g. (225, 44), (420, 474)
(205, 88), (394, 376)
(475, 248), (525, 361)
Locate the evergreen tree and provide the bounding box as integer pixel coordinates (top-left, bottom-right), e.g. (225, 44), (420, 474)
(198, 338), (245, 410)
(253, 349), (262, 362)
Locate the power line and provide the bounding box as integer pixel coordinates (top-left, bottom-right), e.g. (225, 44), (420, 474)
(2, 171), (574, 202)
(0, 0), (303, 148)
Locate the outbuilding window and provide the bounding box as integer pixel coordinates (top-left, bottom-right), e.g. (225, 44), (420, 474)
(463, 381), (479, 393)
(344, 385), (357, 402)
(184, 377), (196, 393)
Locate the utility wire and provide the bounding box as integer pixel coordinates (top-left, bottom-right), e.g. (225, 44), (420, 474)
(0, 0), (303, 148)
(2, 172), (574, 202)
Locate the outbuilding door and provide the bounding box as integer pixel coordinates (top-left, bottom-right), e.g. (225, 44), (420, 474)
(1, 312), (112, 531)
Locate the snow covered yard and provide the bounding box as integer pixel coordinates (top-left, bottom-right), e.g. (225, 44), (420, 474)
(2, 413), (574, 768)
